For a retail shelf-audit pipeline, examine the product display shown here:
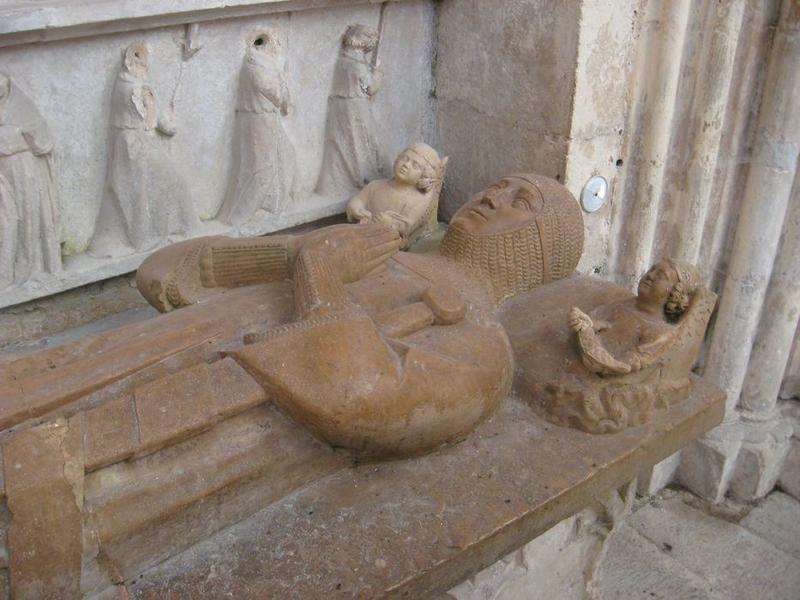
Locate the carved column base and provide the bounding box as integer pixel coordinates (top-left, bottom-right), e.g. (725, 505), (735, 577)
(637, 451), (682, 496)
(677, 424), (742, 503)
(777, 400), (800, 500)
(726, 415), (792, 501)
(677, 413), (794, 503)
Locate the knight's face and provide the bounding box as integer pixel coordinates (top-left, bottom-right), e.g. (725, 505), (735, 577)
(450, 178), (542, 235)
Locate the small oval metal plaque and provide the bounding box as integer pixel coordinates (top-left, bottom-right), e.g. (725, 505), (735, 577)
(581, 176), (608, 213)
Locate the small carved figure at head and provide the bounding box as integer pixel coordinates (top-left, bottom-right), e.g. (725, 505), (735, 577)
(250, 31), (282, 55)
(343, 24), (379, 53)
(123, 42), (149, 78)
(636, 259), (701, 322)
(393, 143), (446, 193)
(441, 174), (584, 302)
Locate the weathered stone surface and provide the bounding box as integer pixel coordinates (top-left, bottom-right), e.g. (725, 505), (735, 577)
(779, 436), (800, 500)
(133, 357), (265, 455)
(591, 522), (720, 599)
(127, 381), (722, 599)
(625, 494), (800, 600)
(84, 394), (139, 472)
(448, 508), (605, 600)
(83, 405), (347, 592)
(739, 491), (800, 560)
(2, 417), (84, 599)
(0, 284), (291, 433)
(435, 0), (580, 219)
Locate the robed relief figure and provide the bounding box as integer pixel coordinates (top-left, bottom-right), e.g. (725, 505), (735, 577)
(217, 32), (297, 227)
(90, 42), (197, 257)
(315, 24), (383, 197)
(0, 74), (61, 289)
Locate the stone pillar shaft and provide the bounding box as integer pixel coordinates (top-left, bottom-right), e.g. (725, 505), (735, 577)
(612, 0), (691, 288)
(739, 172), (800, 418)
(668, 0), (745, 266)
(703, 0), (800, 421)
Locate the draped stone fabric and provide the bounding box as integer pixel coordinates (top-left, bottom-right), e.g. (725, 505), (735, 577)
(217, 46), (297, 226)
(90, 59), (197, 257)
(0, 75), (61, 289)
(315, 52), (383, 197)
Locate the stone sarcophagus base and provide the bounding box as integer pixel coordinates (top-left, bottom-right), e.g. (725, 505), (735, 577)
(0, 278), (723, 599)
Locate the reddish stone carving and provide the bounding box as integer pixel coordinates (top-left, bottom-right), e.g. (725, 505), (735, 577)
(137, 173), (584, 457)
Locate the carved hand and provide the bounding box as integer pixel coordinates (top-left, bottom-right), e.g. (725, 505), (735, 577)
(569, 307), (594, 333)
(297, 224), (401, 284)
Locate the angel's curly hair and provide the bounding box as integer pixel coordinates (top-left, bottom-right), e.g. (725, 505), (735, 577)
(663, 259), (702, 321)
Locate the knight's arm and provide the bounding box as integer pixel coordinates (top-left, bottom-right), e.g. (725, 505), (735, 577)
(136, 235), (296, 312)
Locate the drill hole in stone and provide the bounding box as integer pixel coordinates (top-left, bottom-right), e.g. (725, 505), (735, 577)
(254, 37), (265, 47)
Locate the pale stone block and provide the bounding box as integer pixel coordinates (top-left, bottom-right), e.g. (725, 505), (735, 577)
(739, 491), (800, 560)
(778, 436), (800, 500)
(447, 509), (604, 600)
(677, 431), (740, 502)
(626, 495), (800, 600)
(637, 451), (682, 496)
(591, 522), (721, 600)
(728, 424), (792, 502)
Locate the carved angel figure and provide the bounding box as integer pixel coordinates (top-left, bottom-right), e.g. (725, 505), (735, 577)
(89, 42), (197, 257)
(0, 73), (61, 289)
(346, 143), (448, 248)
(315, 24), (384, 197)
(539, 259), (717, 433)
(216, 32), (297, 227)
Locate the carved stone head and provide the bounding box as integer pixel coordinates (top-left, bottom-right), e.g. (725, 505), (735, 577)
(343, 24), (379, 52)
(393, 143), (447, 193)
(441, 174), (584, 302)
(250, 31), (282, 55)
(123, 42), (149, 78)
(638, 259), (702, 322)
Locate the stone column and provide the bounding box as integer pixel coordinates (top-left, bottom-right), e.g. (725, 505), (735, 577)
(610, 0), (691, 289)
(667, 0), (745, 266)
(679, 0), (800, 502)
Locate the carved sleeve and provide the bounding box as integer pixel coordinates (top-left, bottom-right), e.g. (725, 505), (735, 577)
(291, 248), (349, 320)
(202, 237), (291, 288)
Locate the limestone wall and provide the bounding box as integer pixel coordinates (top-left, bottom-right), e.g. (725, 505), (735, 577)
(433, 0), (581, 218)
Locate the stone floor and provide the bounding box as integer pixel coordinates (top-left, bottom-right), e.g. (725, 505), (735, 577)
(592, 488), (800, 600)
(446, 486), (800, 600)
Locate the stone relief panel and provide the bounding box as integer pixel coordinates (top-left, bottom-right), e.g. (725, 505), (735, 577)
(315, 23), (385, 197)
(0, 73), (61, 290)
(216, 31), (297, 228)
(0, 0), (436, 308)
(89, 42), (199, 257)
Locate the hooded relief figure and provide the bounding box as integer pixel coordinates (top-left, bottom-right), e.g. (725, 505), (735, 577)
(0, 73), (61, 289)
(315, 24), (383, 197)
(217, 32), (297, 227)
(90, 42), (197, 257)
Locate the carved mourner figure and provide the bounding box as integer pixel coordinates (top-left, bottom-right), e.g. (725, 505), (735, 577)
(346, 143), (448, 249)
(0, 73), (60, 289)
(136, 174), (583, 457)
(90, 42), (197, 257)
(315, 24), (384, 197)
(217, 32), (297, 227)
